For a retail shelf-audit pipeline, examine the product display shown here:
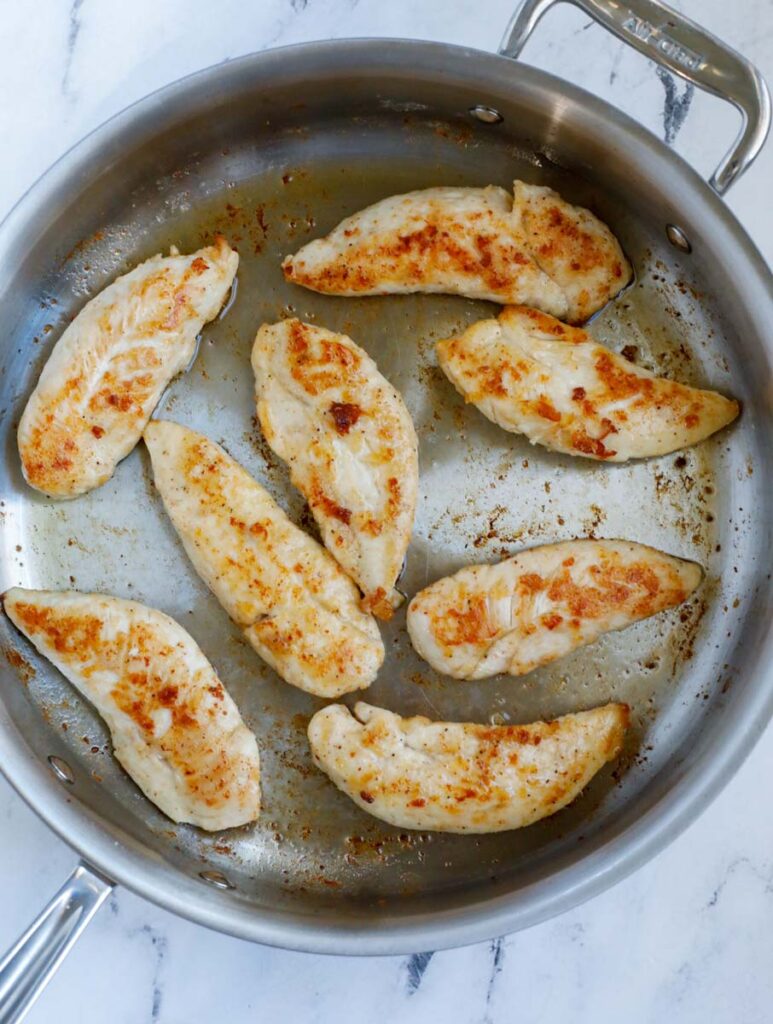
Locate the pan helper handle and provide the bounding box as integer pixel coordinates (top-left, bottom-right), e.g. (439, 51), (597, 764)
(0, 863), (113, 1024)
(499, 0), (771, 194)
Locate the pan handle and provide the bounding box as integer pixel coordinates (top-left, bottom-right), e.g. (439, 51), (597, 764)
(0, 863), (113, 1024)
(498, 0), (771, 194)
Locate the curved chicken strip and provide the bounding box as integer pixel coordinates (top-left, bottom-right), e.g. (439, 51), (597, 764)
(308, 701), (628, 833)
(18, 237), (238, 498)
(282, 181), (631, 323)
(407, 539), (702, 679)
(144, 420), (384, 697)
(252, 320), (418, 620)
(437, 306), (739, 461)
(3, 588), (260, 831)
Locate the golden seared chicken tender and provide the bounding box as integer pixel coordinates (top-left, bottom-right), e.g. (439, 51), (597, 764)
(283, 181), (631, 323)
(308, 701), (628, 833)
(407, 540), (702, 679)
(18, 237), (238, 498)
(437, 306), (739, 461)
(144, 420), (384, 698)
(3, 588), (260, 830)
(252, 320), (418, 620)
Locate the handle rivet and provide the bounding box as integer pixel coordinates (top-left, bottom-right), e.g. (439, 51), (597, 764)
(469, 105), (504, 124)
(199, 870), (235, 890)
(665, 224), (692, 253)
(48, 755), (75, 785)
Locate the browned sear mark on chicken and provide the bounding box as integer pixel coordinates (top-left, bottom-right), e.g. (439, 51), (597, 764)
(329, 401), (362, 434)
(430, 593), (499, 648)
(287, 320), (361, 395)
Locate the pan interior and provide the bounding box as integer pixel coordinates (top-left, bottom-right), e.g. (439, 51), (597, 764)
(0, 90), (764, 927)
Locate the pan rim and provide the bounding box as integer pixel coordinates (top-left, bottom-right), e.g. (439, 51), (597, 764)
(0, 36), (771, 953)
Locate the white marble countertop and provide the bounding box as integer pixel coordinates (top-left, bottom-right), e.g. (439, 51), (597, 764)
(1, 2), (771, 1022)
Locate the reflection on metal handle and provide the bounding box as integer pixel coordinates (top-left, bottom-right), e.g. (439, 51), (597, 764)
(0, 863), (113, 1024)
(499, 0), (771, 194)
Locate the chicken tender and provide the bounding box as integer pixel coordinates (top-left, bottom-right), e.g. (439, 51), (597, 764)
(308, 701), (628, 833)
(18, 237), (238, 497)
(252, 319), (418, 619)
(3, 587), (260, 830)
(283, 181), (631, 323)
(437, 306), (739, 460)
(407, 539), (702, 679)
(144, 420), (384, 697)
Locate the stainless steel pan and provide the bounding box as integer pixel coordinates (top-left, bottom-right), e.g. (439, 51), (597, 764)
(0, 0), (771, 1018)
